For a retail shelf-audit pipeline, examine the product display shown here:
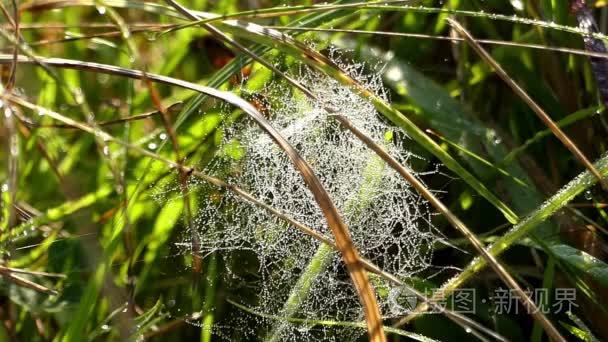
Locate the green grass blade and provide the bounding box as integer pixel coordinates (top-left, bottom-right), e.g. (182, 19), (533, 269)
(433, 152), (608, 303)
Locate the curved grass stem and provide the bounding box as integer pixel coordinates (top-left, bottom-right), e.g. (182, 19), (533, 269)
(399, 151), (608, 331)
(337, 117), (566, 342)
(0, 56), (385, 341)
(6, 92), (505, 342)
(448, 17), (607, 193)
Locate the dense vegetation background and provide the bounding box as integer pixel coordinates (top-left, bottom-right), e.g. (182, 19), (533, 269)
(1, 0), (608, 340)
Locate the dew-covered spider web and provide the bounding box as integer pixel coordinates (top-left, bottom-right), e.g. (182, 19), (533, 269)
(152, 50), (449, 340)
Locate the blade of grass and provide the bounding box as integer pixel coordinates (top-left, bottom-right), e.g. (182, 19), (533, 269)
(6, 0), (18, 91)
(0, 265), (65, 278)
(200, 253), (217, 342)
(267, 26), (608, 60)
(4, 22), (143, 336)
(0, 186), (113, 244)
(425, 128), (530, 188)
(402, 152), (608, 327)
(105, 4), (202, 289)
(0, 267), (58, 295)
(87, 3), (140, 316)
(0, 26), (127, 222)
(0, 95), (19, 256)
(265, 243), (335, 342)
(0, 2), (15, 28)
(147, 78), (201, 283)
(502, 106), (601, 164)
(21, 102), (183, 128)
(448, 17), (608, 191)
(0, 0), (19, 256)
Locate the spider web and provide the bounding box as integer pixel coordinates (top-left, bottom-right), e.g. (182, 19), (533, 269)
(156, 52), (445, 340)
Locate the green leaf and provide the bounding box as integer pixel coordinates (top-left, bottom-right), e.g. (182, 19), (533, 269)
(131, 298), (166, 339)
(438, 153), (608, 299)
(548, 244), (608, 288)
(561, 321), (594, 342)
